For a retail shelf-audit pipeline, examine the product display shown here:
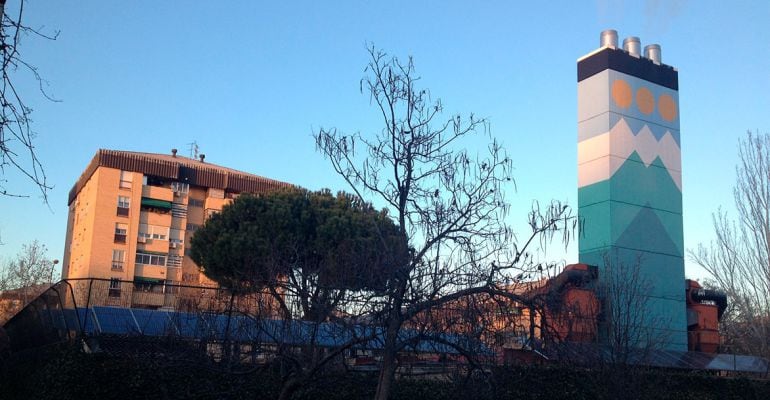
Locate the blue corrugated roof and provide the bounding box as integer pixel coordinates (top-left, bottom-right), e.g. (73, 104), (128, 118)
(56, 306), (490, 355)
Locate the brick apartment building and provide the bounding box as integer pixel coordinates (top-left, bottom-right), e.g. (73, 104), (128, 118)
(62, 149), (289, 308)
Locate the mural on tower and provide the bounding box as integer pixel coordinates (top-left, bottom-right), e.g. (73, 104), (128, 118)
(577, 31), (687, 351)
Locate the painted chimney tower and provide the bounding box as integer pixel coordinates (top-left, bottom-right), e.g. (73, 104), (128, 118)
(577, 30), (686, 350)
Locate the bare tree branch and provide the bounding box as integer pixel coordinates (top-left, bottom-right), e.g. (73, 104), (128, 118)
(315, 46), (574, 400)
(0, 0), (59, 201)
(690, 130), (770, 357)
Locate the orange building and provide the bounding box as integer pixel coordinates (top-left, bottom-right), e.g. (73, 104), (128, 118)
(62, 149), (289, 308)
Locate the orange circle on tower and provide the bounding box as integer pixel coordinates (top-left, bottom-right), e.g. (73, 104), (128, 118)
(636, 87), (654, 115)
(658, 94), (677, 121)
(611, 79), (632, 109)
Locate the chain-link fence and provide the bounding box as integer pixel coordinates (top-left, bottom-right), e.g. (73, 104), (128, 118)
(3, 278), (767, 377)
(1, 278), (522, 374)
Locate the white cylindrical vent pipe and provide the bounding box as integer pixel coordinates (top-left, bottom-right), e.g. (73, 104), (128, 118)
(600, 30), (618, 48)
(623, 36), (641, 57)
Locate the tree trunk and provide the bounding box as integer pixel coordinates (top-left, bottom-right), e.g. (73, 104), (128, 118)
(374, 315), (401, 400)
(278, 377), (301, 400)
(374, 339), (396, 400)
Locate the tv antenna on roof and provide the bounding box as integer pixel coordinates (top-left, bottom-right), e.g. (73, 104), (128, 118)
(187, 141), (200, 159)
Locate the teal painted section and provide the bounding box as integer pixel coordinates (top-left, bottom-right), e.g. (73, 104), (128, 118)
(579, 248), (688, 351)
(578, 152), (682, 213)
(578, 200), (683, 257)
(578, 201), (613, 251)
(577, 179), (610, 208)
(652, 208), (685, 256)
(615, 207), (682, 257)
(579, 249), (685, 307)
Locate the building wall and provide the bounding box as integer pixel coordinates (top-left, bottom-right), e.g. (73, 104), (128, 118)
(63, 165), (237, 307)
(577, 47), (687, 350)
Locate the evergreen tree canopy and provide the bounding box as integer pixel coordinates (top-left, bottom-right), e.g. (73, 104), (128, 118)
(189, 187), (408, 294)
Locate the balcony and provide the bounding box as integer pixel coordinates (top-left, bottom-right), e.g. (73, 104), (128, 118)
(131, 277), (177, 308)
(111, 261), (124, 271)
(131, 291), (178, 308)
(132, 291), (163, 307)
(137, 236), (171, 254)
(116, 206), (130, 217)
(140, 198), (173, 214)
(142, 184), (173, 202)
(114, 234), (127, 244)
(134, 264), (167, 280)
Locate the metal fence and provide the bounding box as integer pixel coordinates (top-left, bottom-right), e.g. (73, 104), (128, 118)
(2, 278), (768, 377)
(1, 278), (527, 376)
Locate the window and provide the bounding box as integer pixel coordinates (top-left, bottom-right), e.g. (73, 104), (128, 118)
(111, 249), (125, 271)
(208, 188), (224, 199)
(117, 196), (130, 217)
(115, 223), (128, 235)
(134, 280), (163, 293)
(119, 170), (133, 189)
(114, 223), (128, 243)
(108, 279), (121, 297)
(138, 224), (169, 240)
(143, 175), (166, 187)
(117, 196), (130, 208)
(135, 252), (166, 266)
(186, 223), (201, 232)
(188, 198), (204, 208)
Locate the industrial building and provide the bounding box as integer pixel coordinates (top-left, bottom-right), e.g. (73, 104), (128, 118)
(577, 30), (688, 350)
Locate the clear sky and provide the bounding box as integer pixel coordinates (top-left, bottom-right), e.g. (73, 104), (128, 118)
(1, 0), (768, 280)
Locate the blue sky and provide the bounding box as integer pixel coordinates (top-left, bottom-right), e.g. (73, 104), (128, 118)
(1, 0), (768, 280)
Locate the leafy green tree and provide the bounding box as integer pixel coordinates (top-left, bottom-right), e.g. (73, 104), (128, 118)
(190, 187), (408, 320)
(190, 187), (409, 400)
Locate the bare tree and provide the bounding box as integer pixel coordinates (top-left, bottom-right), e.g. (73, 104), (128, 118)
(0, 240), (55, 323)
(596, 254), (671, 365)
(691, 131), (770, 358)
(315, 46), (573, 400)
(0, 0), (58, 200)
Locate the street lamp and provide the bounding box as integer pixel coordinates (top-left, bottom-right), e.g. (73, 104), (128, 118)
(50, 259), (59, 283)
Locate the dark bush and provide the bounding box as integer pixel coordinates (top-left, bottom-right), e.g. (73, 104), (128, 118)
(1, 346), (768, 400)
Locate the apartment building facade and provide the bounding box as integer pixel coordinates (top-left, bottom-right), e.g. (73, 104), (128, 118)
(62, 149), (289, 308)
